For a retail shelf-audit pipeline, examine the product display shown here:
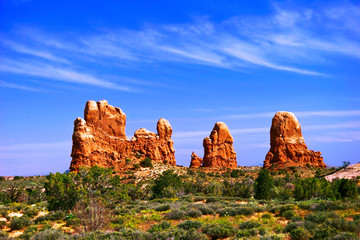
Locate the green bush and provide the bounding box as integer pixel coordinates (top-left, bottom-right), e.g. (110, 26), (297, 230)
(187, 209), (202, 218)
(166, 209), (186, 220)
(24, 207), (39, 218)
(0, 221), (6, 229)
(10, 216), (31, 230)
(0, 230), (9, 237)
(290, 227), (311, 240)
(197, 205), (214, 215)
(152, 170), (183, 199)
(30, 228), (67, 240)
(255, 169), (274, 200)
(282, 210), (297, 220)
(177, 220), (202, 230)
(155, 204), (171, 212)
(20, 226), (38, 240)
(239, 220), (261, 229)
(140, 158), (153, 168)
(203, 221), (237, 239)
(147, 221), (171, 233)
(34, 210), (66, 223)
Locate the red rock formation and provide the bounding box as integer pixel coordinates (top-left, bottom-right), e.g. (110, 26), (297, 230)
(201, 122), (237, 169)
(263, 111), (326, 169)
(70, 100), (175, 171)
(190, 152), (203, 168)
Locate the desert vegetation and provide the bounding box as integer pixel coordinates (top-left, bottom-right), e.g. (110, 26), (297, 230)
(0, 164), (359, 239)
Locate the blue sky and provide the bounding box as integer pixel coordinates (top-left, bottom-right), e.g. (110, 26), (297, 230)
(1, 0), (360, 176)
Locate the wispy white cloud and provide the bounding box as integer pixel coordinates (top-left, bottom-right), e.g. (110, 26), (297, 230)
(1, 39), (70, 63)
(305, 121), (360, 131)
(0, 141), (71, 152)
(0, 59), (133, 91)
(0, 80), (41, 91)
(296, 110), (360, 118)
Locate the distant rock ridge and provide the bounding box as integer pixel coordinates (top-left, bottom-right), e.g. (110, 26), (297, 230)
(70, 100), (175, 171)
(325, 163), (360, 181)
(190, 122), (237, 169)
(263, 111), (326, 169)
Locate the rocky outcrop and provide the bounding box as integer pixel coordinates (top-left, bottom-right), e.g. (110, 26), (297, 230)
(190, 152), (203, 168)
(191, 122), (237, 169)
(70, 100), (175, 171)
(325, 163), (360, 181)
(264, 111), (326, 169)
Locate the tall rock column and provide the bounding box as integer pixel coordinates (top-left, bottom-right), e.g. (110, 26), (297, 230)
(202, 122), (237, 169)
(263, 111), (326, 169)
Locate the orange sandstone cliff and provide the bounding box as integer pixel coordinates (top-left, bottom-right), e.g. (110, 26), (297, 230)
(263, 111), (325, 169)
(70, 100), (175, 171)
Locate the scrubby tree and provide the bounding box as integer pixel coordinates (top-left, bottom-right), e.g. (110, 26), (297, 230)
(254, 168), (274, 200)
(152, 170), (183, 198)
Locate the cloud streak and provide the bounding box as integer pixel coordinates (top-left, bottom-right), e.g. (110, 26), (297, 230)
(0, 59), (133, 91)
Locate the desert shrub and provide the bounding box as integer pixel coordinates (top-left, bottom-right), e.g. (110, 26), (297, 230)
(187, 209), (202, 218)
(34, 210), (66, 223)
(262, 213), (272, 219)
(313, 201), (348, 211)
(0, 221), (6, 229)
(218, 207), (254, 217)
(10, 216), (31, 230)
(140, 158), (153, 168)
(24, 207), (39, 218)
(196, 205), (214, 215)
(327, 218), (360, 233)
(73, 197), (112, 232)
(203, 221), (237, 239)
(330, 232), (359, 240)
(0, 230), (9, 238)
(239, 220), (261, 229)
(155, 204), (171, 212)
(284, 221), (305, 233)
(333, 179), (357, 199)
(152, 170), (183, 199)
(282, 210), (297, 220)
(294, 178), (333, 200)
(177, 220), (202, 230)
(147, 221), (171, 233)
(311, 225), (339, 239)
(166, 209), (186, 220)
(30, 228), (67, 240)
(20, 226), (38, 240)
(305, 211), (339, 224)
(289, 227), (311, 240)
(44, 172), (78, 211)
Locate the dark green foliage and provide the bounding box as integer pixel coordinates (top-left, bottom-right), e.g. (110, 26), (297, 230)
(30, 228), (67, 240)
(290, 227), (311, 240)
(239, 220), (261, 229)
(10, 216), (31, 230)
(177, 220), (202, 230)
(20, 226), (38, 240)
(305, 211), (339, 224)
(187, 208), (202, 218)
(334, 178), (357, 199)
(155, 204), (171, 212)
(140, 158), (153, 168)
(152, 170), (183, 198)
(196, 205), (214, 215)
(166, 209), (186, 220)
(147, 221), (171, 233)
(44, 172), (78, 211)
(294, 178), (334, 200)
(24, 207), (39, 218)
(0, 221), (6, 229)
(203, 221), (237, 239)
(255, 169), (274, 200)
(218, 207), (254, 217)
(0, 177), (4, 181)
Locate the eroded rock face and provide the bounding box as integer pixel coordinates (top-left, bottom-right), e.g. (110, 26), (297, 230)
(263, 112), (326, 169)
(189, 152), (203, 168)
(70, 100), (175, 171)
(202, 122), (237, 169)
